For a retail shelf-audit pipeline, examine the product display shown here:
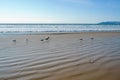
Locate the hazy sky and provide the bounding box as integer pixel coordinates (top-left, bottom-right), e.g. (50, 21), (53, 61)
(0, 0), (120, 23)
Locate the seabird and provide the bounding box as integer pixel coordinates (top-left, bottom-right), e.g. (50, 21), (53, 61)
(26, 38), (28, 41)
(80, 38), (83, 40)
(45, 37), (50, 40)
(41, 39), (44, 41)
(13, 40), (16, 42)
(91, 37), (94, 40)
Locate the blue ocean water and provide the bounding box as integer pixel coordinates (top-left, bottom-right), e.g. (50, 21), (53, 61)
(0, 24), (120, 34)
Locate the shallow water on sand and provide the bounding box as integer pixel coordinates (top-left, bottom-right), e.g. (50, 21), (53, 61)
(0, 32), (120, 80)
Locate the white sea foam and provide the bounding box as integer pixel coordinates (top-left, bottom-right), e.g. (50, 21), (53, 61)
(0, 24), (120, 34)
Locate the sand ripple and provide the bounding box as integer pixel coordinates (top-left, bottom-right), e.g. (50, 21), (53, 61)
(0, 33), (120, 80)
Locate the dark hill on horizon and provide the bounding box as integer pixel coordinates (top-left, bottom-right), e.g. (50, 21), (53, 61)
(98, 21), (120, 25)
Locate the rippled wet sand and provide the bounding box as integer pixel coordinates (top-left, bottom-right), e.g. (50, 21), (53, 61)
(0, 32), (120, 80)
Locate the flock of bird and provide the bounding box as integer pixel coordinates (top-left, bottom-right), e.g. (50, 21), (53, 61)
(40, 37), (49, 41)
(80, 37), (94, 40)
(12, 36), (50, 42)
(12, 36), (94, 43)
(12, 36), (95, 63)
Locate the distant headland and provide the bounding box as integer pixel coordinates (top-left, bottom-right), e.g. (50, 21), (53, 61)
(98, 21), (120, 25)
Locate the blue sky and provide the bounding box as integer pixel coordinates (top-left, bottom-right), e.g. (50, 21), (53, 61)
(0, 0), (120, 23)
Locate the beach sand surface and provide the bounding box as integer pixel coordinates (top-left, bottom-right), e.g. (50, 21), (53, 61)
(0, 32), (120, 80)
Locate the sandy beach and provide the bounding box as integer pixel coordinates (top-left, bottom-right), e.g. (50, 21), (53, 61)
(0, 32), (120, 80)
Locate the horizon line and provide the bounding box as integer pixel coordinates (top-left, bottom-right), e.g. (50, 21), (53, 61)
(0, 21), (120, 25)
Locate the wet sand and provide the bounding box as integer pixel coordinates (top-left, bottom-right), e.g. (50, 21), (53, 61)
(0, 32), (120, 80)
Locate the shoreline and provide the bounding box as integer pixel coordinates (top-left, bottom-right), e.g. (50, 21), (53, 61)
(0, 31), (120, 35)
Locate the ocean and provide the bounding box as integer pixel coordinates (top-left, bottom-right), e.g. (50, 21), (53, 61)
(0, 24), (120, 34)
